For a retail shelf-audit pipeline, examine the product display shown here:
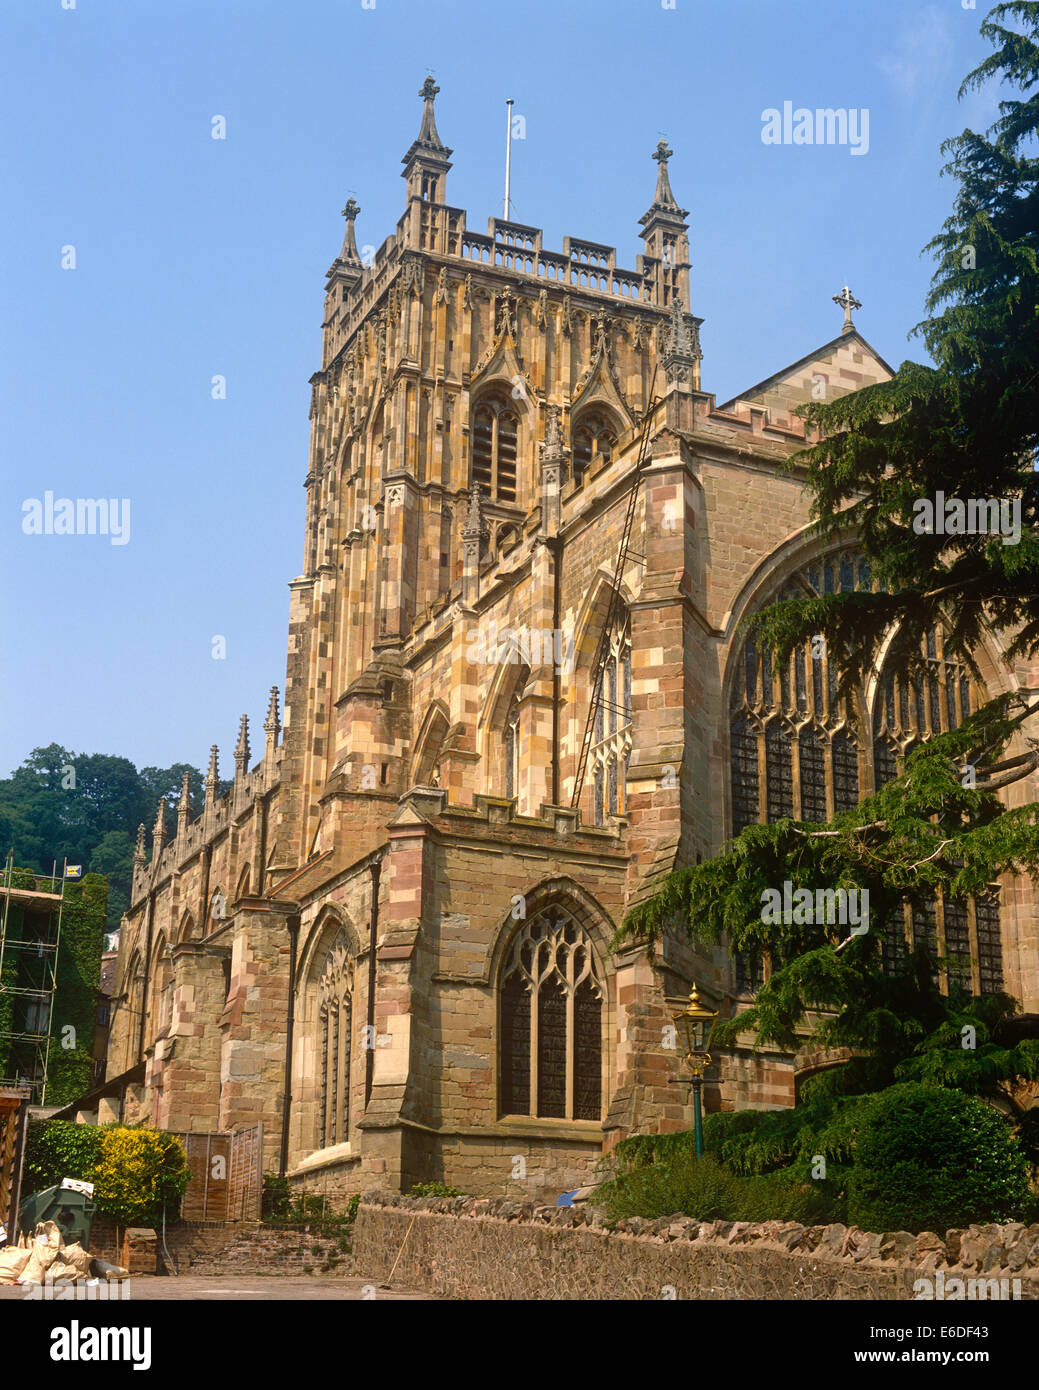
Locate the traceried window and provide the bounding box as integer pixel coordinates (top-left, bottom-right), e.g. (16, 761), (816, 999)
(591, 608), (632, 826)
(728, 549), (1001, 998)
(471, 396), (519, 503)
(571, 412), (617, 487)
(499, 908), (603, 1121)
(317, 936), (353, 1149)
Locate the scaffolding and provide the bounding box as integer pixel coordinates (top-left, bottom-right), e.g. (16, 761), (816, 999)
(0, 850), (68, 1105)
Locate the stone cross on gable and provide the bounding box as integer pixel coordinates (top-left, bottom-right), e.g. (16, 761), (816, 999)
(833, 285), (862, 333)
(340, 197), (360, 221)
(420, 77), (439, 101)
(653, 139), (673, 165)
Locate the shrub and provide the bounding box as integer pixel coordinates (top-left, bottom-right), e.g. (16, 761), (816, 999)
(22, 1119), (104, 1195)
(408, 1181), (465, 1198)
(846, 1083), (1032, 1234)
(595, 1152), (845, 1227)
(88, 1126), (191, 1226)
(262, 1174), (291, 1220)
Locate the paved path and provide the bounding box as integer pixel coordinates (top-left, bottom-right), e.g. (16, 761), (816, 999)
(0, 1275), (435, 1301)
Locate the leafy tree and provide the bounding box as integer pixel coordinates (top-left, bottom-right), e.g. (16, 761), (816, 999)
(0, 750), (209, 932)
(614, 5), (1039, 1130)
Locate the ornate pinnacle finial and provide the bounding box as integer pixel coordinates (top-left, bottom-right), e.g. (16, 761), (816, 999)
(177, 770), (192, 830)
(462, 481), (488, 539)
(134, 822), (147, 863)
(205, 744), (219, 807)
(152, 796), (167, 850)
(234, 714), (251, 777)
(640, 138), (689, 231)
(650, 140), (681, 213)
(833, 285), (862, 333)
(415, 75), (446, 151)
(338, 197), (361, 265)
(263, 686), (281, 736)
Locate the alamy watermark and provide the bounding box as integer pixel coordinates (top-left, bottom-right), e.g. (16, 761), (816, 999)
(761, 881), (869, 934)
(913, 1272), (1022, 1301)
(912, 492), (1020, 545)
(22, 492), (130, 546)
(761, 102), (869, 156)
(465, 620), (575, 675)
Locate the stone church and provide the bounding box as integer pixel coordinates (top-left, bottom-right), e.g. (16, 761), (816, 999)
(94, 80), (1037, 1203)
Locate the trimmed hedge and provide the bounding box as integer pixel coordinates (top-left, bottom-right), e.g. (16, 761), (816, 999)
(847, 1083), (1033, 1233)
(598, 1083), (1035, 1233)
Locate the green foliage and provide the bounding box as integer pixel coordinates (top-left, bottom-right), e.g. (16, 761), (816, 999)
(23, 1119), (189, 1226)
(600, 1083), (1035, 1233)
(262, 1185), (358, 1245)
(746, 3), (1039, 697)
(408, 1181), (466, 1198)
(0, 868), (106, 1101)
(48, 873), (107, 1105)
(0, 746), (211, 933)
(610, 8), (1039, 1128)
(846, 1083), (1033, 1233)
(23, 1119), (104, 1194)
(595, 1152), (843, 1227)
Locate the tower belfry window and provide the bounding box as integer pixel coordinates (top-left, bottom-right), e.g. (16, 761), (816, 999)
(571, 412), (617, 488)
(471, 397), (518, 503)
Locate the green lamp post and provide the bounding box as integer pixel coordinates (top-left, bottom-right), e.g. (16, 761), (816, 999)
(672, 983), (719, 1158)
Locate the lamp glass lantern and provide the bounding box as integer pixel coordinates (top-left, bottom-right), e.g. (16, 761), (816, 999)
(673, 983), (718, 1075)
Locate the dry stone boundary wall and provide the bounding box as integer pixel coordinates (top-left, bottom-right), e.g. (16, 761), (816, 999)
(352, 1193), (1039, 1301)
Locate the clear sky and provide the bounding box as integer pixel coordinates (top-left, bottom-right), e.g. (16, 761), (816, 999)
(0, 0), (1006, 777)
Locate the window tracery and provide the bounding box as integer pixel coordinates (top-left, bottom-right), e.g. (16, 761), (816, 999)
(499, 908), (603, 1121)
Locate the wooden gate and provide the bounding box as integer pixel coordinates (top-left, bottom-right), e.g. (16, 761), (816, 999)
(1, 1087), (30, 1236)
(170, 1123), (262, 1222)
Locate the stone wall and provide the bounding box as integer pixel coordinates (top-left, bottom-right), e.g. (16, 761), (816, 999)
(352, 1193), (1039, 1301)
(87, 1220), (348, 1278)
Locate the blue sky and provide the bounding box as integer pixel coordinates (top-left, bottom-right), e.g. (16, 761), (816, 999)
(0, 0), (1007, 777)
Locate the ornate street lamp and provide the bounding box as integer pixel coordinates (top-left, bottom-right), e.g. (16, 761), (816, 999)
(672, 983), (719, 1159)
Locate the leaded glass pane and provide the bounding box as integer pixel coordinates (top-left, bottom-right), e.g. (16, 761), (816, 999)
(501, 973), (531, 1114)
(975, 896), (1003, 993)
(833, 731), (860, 812)
(765, 724), (793, 822)
(573, 978), (601, 1120)
(537, 978), (567, 1118)
(730, 718), (759, 834)
(798, 728), (827, 822)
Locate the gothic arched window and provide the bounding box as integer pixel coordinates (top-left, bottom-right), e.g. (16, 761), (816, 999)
(571, 411), (617, 487)
(728, 550), (1001, 998)
(471, 396), (519, 503)
(499, 908), (603, 1121)
(590, 607), (632, 826)
(316, 936), (353, 1149)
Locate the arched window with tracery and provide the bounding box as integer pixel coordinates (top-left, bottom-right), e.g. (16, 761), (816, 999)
(316, 936), (353, 1149)
(499, 907), (604, 1121)
(590, 607), (632, 826)
(728, 549), (1001, 998)
(571, 411), (617, 487)
(471, 395), (519, 503)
